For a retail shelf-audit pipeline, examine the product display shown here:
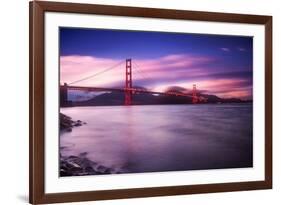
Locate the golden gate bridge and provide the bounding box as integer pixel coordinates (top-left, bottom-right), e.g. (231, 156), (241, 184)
(60, 59), (206, 106)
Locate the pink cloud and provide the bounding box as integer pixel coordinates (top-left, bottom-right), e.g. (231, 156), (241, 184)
(60, 54), (213, 87)
(197, 79), (252, 99)
(60, 56), (124, 87)
(133, 54), (214, 82)
(60, 54), (252, 99)
(154, 79), (252, 99)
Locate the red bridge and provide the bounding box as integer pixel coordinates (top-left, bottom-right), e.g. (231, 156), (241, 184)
(60, 59), (203, 106)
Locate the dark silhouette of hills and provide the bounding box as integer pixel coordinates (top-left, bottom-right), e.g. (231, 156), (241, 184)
(67, 90), (246, 107)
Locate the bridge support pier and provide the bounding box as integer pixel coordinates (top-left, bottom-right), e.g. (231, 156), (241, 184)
(60, 83), (68, 107)
(125, 59), (132, 105)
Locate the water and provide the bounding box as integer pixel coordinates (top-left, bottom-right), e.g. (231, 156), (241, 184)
(60, 104), (253, 174)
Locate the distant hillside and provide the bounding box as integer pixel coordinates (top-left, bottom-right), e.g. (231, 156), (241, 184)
(200, 94), (243, 103)
(66, 91), (246, 107)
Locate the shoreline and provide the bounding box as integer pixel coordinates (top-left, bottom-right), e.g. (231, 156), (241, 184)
(60, 113), (86, 132)
(60, 113), (119, 176)
(60, 152), (122, 176)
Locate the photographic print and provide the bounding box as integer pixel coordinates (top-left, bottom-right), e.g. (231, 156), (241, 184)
(59, 28), (253, 177)
(30, 2), (272, 203)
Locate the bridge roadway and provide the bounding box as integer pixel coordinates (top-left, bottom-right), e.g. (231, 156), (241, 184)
(65, 85), (193, 97)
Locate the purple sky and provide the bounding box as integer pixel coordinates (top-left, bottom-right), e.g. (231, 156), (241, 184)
(60, 28), (253, 100)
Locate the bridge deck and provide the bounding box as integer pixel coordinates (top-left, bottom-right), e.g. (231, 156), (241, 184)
(64, 85), (192, 97)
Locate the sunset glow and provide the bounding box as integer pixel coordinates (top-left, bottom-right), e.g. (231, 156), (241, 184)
(60, 28), (253, 100)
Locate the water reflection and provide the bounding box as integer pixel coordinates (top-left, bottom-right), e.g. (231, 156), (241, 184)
(60, 104), (253, 174)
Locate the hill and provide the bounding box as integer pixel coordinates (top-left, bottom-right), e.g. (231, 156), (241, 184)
(65, 91), (245, 107)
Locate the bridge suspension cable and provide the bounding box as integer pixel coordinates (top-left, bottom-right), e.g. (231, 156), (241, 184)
(133, 65), (146, 81)
(68, 60), (124, 85)
(133, 61), (154, 83)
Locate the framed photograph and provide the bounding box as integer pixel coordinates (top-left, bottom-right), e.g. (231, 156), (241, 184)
(29, 1), (272, 204)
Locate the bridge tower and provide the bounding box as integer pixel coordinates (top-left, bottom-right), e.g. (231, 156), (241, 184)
(60, 83), (68, 107)
(192, 84), (198, 104)
(125, 59), (132, 105)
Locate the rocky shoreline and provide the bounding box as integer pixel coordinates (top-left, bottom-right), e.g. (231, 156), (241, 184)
(60, 152), (121, 176)
(60, 113), (86, 132)
(60, 113), (119, 176)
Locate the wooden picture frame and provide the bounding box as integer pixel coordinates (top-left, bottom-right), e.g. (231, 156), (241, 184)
(29, 1), (272, 204)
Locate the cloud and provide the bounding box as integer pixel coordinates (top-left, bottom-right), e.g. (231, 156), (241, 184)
(153, 78), (252, 100)
(133, 54), (215, 84)
(220, 47), (230, 52)
(60, 54), (214, 87)
(60, 53), (252, 99)
(60, 56), (124, 87)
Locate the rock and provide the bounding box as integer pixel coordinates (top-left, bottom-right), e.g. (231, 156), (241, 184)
(60, 113), (86, 131)
(60, 169), (70, 177)
(96, 165), (108, 173)
(60, 113), (74, 130)
(73, 121), (82, 127)
(68, 161), (80, 168)
(68, 155), (77, 159)
(79, 152), (88, 158)
(60, 154), (119, 176)
(85, 166), (94, 173)
(103, 168), (112, 174)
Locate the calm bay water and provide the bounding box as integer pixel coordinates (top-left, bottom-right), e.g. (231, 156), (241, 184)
(60, 104), (253, 174)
